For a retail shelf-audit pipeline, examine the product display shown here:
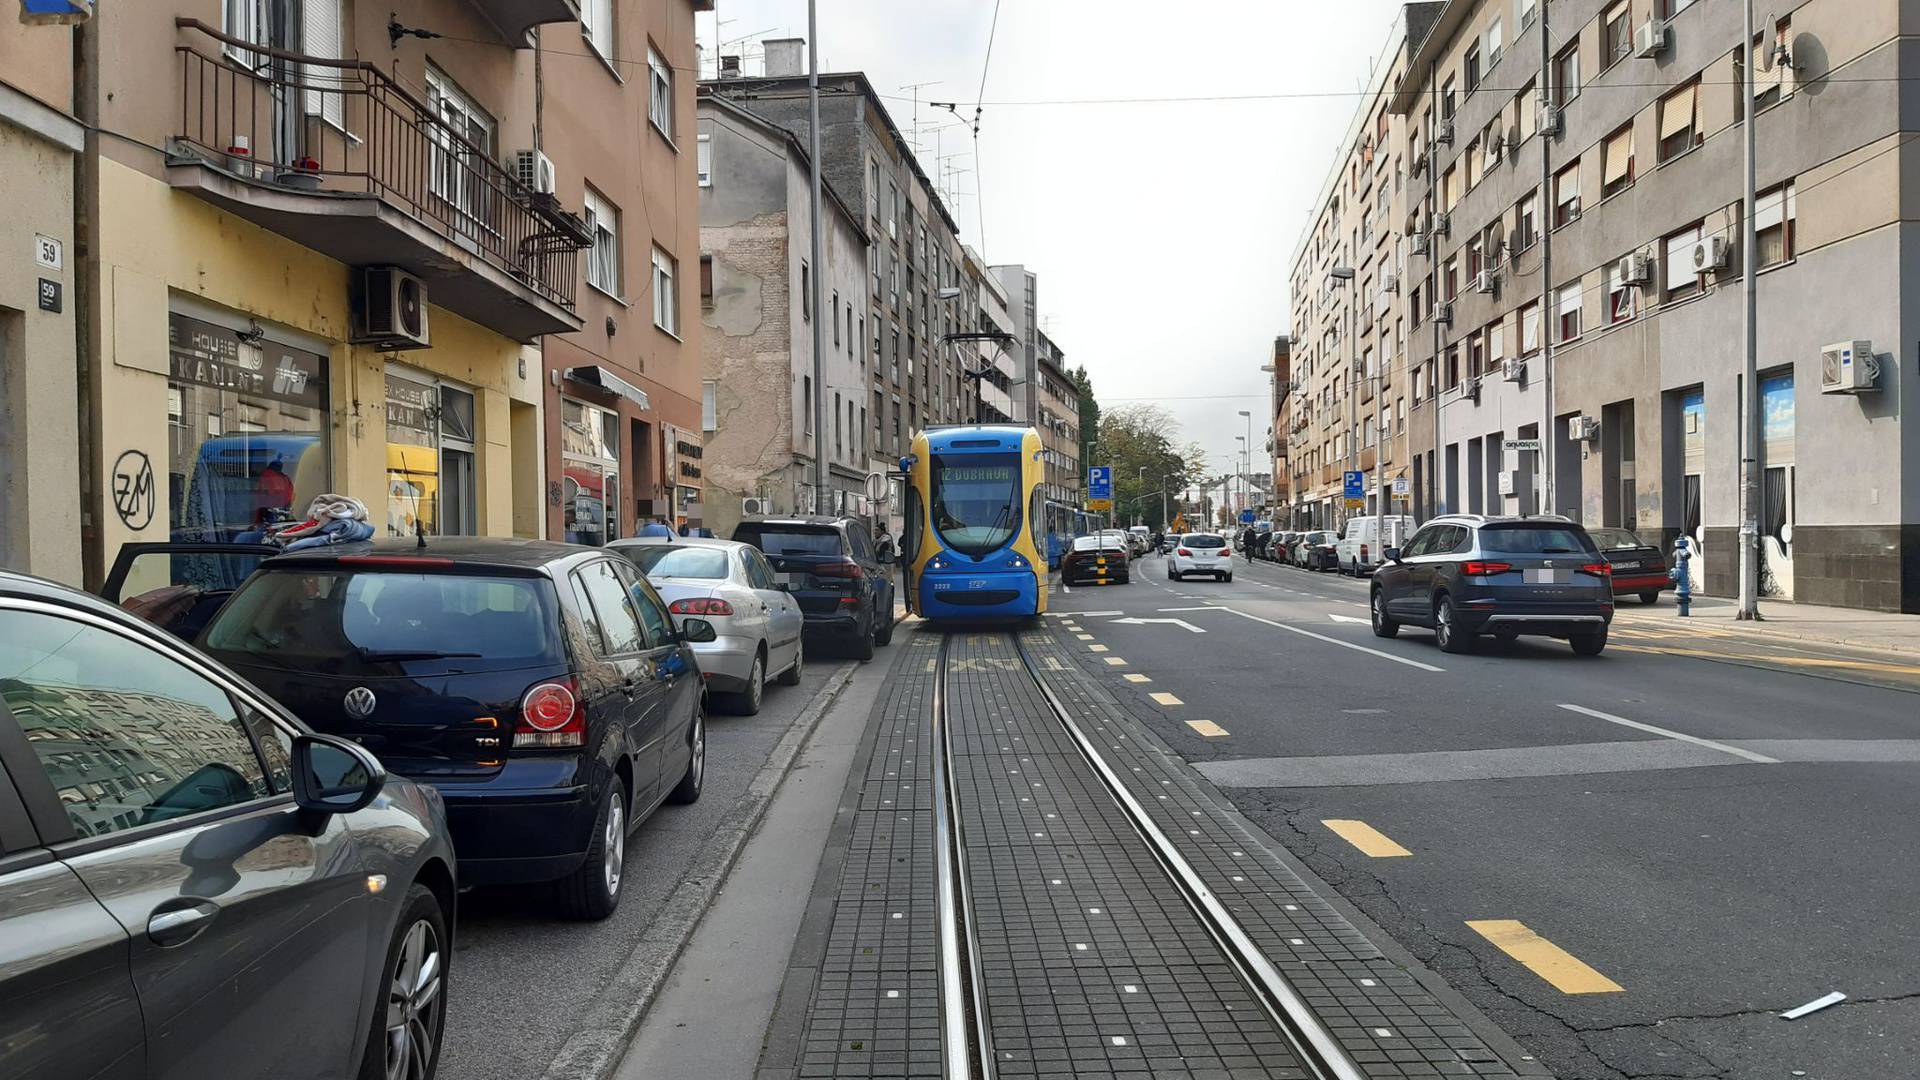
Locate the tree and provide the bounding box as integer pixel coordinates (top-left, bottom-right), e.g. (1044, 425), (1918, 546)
(1092, 403), (1204, 531)
(1072, 365), (1099, 482)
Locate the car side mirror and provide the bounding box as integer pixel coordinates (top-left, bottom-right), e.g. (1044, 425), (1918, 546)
(680, 617), (718, 643)
(1383, 547), (1403, 563)
(291, 734), (385, 815)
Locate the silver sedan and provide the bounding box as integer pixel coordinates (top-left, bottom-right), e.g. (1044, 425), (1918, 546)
(610, 536), (805, 714)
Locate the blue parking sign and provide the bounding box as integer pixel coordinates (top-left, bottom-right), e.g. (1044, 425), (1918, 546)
(1343, 470), (1365, 500)
(1087, 466), (1113, 499)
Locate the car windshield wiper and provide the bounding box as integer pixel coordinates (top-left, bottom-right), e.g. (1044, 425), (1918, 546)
(1540, 546), (1578, 553)
(355, 648), (482, 661)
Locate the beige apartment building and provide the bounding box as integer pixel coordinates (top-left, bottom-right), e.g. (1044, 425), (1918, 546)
(63, 0), (706, 587)
(1034, 331), (1082, 535)
(1266, 335), (1291, 514)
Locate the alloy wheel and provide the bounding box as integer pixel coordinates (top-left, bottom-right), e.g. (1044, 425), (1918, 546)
(747, 656), (763, 710)
(603, 792), (626, 899)
(384, 919), (443, 1080)
(690, 709), (706, 789)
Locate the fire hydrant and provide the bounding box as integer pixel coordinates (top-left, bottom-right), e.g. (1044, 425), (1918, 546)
(1669, 536), (1693, 617)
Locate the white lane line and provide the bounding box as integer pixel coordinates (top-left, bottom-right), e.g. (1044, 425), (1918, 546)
(1064, 610), (1125, 617)
(1157, 606), (1225, 613)
(1062, 583), (1071, 593)
(1556, 703), (1780, 764)
(1214, 606), (1445, 673)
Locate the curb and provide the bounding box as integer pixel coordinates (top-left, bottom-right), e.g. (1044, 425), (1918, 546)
(1617, 609), (1920, 658)
(539, 661), (859, 1080)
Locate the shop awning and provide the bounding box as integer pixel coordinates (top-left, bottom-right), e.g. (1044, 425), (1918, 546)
(564, 365), (650, 409)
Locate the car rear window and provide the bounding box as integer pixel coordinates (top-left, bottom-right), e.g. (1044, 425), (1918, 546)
(1586, 528), (1646, 551)
(202, 570), (564, 673)
(625, 546), (730, 579)
(736, 526), (843, 557)
(1477, 524), (1597, 554)
(1182, 534), (1224, 548)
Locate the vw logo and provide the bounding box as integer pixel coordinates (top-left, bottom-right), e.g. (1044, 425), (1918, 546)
(343, 687), (378, 719)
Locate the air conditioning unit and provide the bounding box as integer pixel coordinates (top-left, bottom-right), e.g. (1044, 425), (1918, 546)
(742, 496), (769, 516)
(1433, 211), (1451, 239)
(1501, 356), (1526, 383)
(1435, 120), (1455, 146)
(1821, 339), (1880, 393)
(1410, 232), (1431, 256)
(1568, 415), (1601, 441)
(1616, 251), (1653, 285)
(1691, 235), (1730, 271)
(1634, 19), (1669, 58)
(1411, 154), (1428, 177)
(1380, 272), (1399, 294)
(1537, 105), (1562, 137)
(1462, 376), (1481, 403)
(1433, 301), (1453, 326)
(1472, 269), (1496, 295)
(513, 149), (557, 194)
(355, 266), (431, 349)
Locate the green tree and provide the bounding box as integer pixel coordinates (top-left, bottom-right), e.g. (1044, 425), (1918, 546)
(1093, 403), (1204, 531)
(1072, 365), (1099, 481)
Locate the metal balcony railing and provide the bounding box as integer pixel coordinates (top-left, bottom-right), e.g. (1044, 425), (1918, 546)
(173, 19), (584, 312)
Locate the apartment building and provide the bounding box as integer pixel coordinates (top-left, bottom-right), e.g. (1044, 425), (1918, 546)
(1286, 4), (1442, 532)
(695, 90), (873, 536)
(0, 11), (83, 585)
(1267, 335), (1292, 514)
(68, 0), (709, 584)
(967, 246), (1018, 425)
(1385, 0), (1916, 611)
(1034, 331), (1082, 534)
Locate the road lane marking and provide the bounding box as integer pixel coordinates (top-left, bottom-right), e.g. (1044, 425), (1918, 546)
(1157, 606), (1225, 613)
(1556, 703), (1779, 764)
(1186, 720), (1230, 737)
(1043, 657), (1067, 672)
(1466, 920), (1624, 994)
(1321, 819), (1411, 858)
(1214, 607), (1445, 673)
(1075, 633), (1095, 640)
(1064, 609), (1124, 617)
(1150, 692), (1183, 706)
(1104, 657), (1127, 666)
(1123, 674), (1152, 683)
(1088, 644), (1109, 653)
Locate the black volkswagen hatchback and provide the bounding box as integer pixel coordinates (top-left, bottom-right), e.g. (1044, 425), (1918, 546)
(195, 539), (713, 920)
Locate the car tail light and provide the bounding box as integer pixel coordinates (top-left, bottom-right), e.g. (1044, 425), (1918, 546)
(1579, 562), (1612, 577)
(1177, 548), (1192, 556)
(515, 679), (584, 748)
(811, 560), (862, 579)
(1220, 549), (1231, 558)
(668, 597), (735, 616)
(1461, 560), (1513, 576)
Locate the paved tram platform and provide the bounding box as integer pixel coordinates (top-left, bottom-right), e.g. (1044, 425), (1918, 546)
(756, 621), (1522, 1079)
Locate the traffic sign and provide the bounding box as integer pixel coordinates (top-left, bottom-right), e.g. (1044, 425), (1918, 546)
(1087, 498), (1112, 512)
(1087, 465), (1113, 499)
(1343, 470), (1364, 500)
(1503, 438), (1542, 452)
(1392, 477), (1410, 496)
(1238, 509), (1255, 524)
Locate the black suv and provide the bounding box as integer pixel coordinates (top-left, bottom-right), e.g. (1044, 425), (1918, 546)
(732, 517), (895, 660)
(192, 538), (713, 920)
(1370, 514), (1614, 655)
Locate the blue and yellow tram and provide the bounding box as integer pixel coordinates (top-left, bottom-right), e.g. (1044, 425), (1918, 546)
(901, 425), (1049, 620)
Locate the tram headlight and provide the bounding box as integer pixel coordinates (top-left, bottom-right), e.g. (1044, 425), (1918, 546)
(929, 556), (948, 570)
(1008, 554), (1026, 568)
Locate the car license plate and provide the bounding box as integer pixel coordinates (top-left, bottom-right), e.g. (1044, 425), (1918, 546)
(1613, 560), (1639, 570)
(1524, 569), (1570, 584)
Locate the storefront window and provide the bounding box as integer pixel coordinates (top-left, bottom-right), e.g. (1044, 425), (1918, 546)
(562, 398), (621, 545)
(386, 368), (477, 538)
(166, 313), (329, 541)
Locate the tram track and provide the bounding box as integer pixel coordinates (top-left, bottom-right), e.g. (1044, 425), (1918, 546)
(927, 627), (1368, 1080)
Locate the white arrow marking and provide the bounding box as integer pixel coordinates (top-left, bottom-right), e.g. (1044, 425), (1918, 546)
(1327, 613), (1370, 625)
(1111, 617), (1206, 633)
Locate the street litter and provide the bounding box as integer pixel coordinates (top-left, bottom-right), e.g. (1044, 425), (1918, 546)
(1779, 991), (1846, 1020)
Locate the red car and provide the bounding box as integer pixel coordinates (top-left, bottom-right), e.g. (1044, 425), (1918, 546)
(1588, 527), (1671, 604)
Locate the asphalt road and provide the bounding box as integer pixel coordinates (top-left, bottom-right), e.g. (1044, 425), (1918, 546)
(1048, 551), (1920, 1080)
(437, 657), (855, 1080)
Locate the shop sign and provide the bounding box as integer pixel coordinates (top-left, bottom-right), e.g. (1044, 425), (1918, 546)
(168, 313), (325, 409)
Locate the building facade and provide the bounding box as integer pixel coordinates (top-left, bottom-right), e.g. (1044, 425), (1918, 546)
(1267, 335), (1292, 515)
(695, 91), (873, 537)
(1381, 0), (1916, 610)
(1034, 332), (1081, 535)
(967, 246), (1018, 425)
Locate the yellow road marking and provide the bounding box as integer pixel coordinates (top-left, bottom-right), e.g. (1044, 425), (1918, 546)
(1104, 657), (1127, 666)
(1123, 674), (1152, 683)
(1150, 692), (1183, 706)
(1076, 633), (1095, 640)
(1089, 644), (1109, 653)
(1043, 657), (1066, 671)
(1186, 720), (1230, 737)
(1466, 920), (1624, 994)
(1321, 819), (1412, 858)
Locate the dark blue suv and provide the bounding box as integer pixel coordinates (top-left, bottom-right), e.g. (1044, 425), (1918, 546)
(732, 518), (895, 660)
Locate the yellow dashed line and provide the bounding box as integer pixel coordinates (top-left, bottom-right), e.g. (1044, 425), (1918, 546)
(1321, 819), (1412, 858)
(1150, 692), (1183, 706)
(1123, 674), (1152, 683)
(1104, 657), (1127, 666)
(1186, 720), (1229, 737)
(1089, 644), (1109, 653)
(1076, 633), (1095, 641)
(1466, 920), (1624, 994)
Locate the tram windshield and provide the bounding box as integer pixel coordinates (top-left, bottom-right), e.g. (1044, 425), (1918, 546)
(930, 452), (1021, 557)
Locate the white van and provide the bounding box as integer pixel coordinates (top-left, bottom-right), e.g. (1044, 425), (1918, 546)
(1335, 515), (1415, 576)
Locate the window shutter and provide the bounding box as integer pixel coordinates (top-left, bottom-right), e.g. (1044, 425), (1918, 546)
(1659, 85), (1696, 140)
(1558, 283), (1581, 316)
(1755, 188), (1785, 232)
(302, 0), (345, 129)
(1602, 129), (1632, 185)
(1664, 229), (1698, 292)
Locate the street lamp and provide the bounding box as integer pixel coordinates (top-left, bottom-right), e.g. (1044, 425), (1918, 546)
(1237, 409), (1253, 518)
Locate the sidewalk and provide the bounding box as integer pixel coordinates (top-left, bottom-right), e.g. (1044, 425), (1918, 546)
(1614, 593), (1920, 656)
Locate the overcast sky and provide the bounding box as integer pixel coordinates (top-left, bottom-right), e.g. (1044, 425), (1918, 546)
(702, 0), (1406, 482)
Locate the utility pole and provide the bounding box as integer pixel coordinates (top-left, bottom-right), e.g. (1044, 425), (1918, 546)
(1538, 0), (1556, 518)
(1737, 0), (1762, 618)
(805, 4), (828, 514)
(1429, 74), (1444, 521)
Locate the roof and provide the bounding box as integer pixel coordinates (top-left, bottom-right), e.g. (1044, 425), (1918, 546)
(263, 536), (595, 571)
(696, 90), (871, 244)
(609, 535), (745, 551)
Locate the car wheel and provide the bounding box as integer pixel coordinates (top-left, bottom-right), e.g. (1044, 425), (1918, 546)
(667, 706), (706, 804)
(849, 618), (876, 661)
(873, 607), (895, 645)
(777, 637), (803, 686)
(357, 883), (447, 1080)
(1223, 572), (1233, 583)
(726, 652), (764, 716)
(1570, 627), (1608, 656)
(555, 782), (625, 920)
(1168, 570), (1180, 581)
(1640, 591), (1661, 605)
(1371, 589), (1399, 638)
(1434, 595), (1474, 654)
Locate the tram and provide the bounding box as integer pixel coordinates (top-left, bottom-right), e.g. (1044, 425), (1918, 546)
(900, 424), (1049, 620)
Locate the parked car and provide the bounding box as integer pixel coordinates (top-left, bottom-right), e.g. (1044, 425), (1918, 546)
(611, 536), (804, 714)
(1586, 527), (1671, 604)
(0, 569), (458, 1080)
(1062, 532), (1131, 585)
(1336, 515), (1416, 576)
(101, 540), (278, 639)
(1294, 530), (1338, 570)
(1127, 525), (1152, 557)
(732, 517), (895, 661)
(1274, 531), (1301, 563)
(1168, 532), (1233, 582)
(1370, 514), (1614, 655)
(193, 538), (710, 920)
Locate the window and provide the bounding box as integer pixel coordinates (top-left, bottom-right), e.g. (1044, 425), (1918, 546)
(1517, 80), (1537, 139)
(1664, 0), (1697, 16)
(426, 67), (499, 235)
(1664, 223), (1704, 298)
(1468, 332), (1484, 378)
(699, 253), (714, 302)
(702, 380), (717, 432)
(1520, 301), (1540, 353)
(652, 246), (679, 335)
(1518, 0), (1537, 28)
(1489, 320), (1507, 369)
(576, 560), (644, 655)
(802, 376), (813, 435)
(623, 570), (677, 647)
(1442, 166), (1459, 211)
(1515, 190), (1539, 251)
(800, 262), (811, 322)
(1754, 17), (1793, 108)
(301, 0), (346, 129)
(1601, 123), (1634, 198)
(831, 290), (840, 344)
(1756, 182), (1797, 267)
(1466, 139), (1482, 188)
(0, 609), (273, 838)
(386, 369), (478, 537)
(696, 132), (712, 186)
(888, 182), (899, 237)
(1557, 281), (1583, 341)
(1606, 258), (1636, 323)
(647, 47), (674, 140)
(584, 186), (620, 295)
(1553, 43), (1580, 106)
(868, 159), (880, 220)
(580, 0), (613, 60)
(1443, 256), (1459, 300)
(1441, 75), (1456, 120)
(222, 0), (267, 67)
(1465, 43), (1482, 92)
(1603, 2), (1632, 68)
(1466, 236), (1484, 279)
(1658, 82), (1699, 161)
(1553, 161), (1580, 227)
(1486, 18), (1503, 66)
(560, 398), (621, 545)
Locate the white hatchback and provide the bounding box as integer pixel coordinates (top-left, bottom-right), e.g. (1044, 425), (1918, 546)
(1167, 532), (1234, 582)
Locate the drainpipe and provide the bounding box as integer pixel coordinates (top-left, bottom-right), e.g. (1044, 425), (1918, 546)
(805, 11), (828, 514)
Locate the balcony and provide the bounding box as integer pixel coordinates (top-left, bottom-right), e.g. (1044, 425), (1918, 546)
(168, 21), (589, 342)
(467, 0), (583, 45)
